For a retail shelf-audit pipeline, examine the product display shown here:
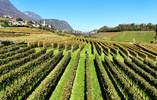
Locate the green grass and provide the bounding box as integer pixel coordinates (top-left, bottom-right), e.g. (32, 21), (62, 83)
(87, 44), (103, 100)
(115, 65), (146, 99)
(49, 49), (80, 100)
(114, 58), (149, 99)
(92, 31), (155, 43)
(35, 47), (43, 52)
(117, 51), (125, 62)
(35, 47), (59, 55)
(0, 27), (54, 34)
(28, 51), (68, 100)
(18, 58), (51, 100)
(0, 18), (9, 21)
(0, 50), (50, 97)
(107, 53), (113, 61)
(92, 32), (119, 39)
(112, 31), (155, 43)
(70, 45), (86, 100)
(94, 44), (121, 99)
(1, 41), (155, 99)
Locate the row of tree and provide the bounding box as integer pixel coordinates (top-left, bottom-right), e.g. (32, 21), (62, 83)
(98, 23), (157, 32)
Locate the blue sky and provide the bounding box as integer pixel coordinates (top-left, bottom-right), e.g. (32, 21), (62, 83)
(10, 0), (157, 31)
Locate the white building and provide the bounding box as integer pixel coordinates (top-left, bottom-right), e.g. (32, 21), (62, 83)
(18, 21), (26, 25)
(32, 21), (36, 24)
(9, 18), (27, 25)
(12, 20), (20, 25)
(48, 25), (51, 28)
(33, 24), (40, 28)
(42, 20), (46, 26)
(0, 24), (2, 28)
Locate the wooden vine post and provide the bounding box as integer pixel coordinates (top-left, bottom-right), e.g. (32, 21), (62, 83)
(27, 42), (29, 47)
(43, 43), (45, 48)
(38, 42), (40, 48)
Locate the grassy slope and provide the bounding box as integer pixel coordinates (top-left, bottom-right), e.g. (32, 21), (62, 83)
(0, 33), (25, 37)
(0, 48), (52, 98)
(0, 27), (54, 34)
(49, 49), (80, 100)
(92, 32), (119, 38)
(95, 47), (121, 99)
(113, 31), (155, 43)
(92, 31), (155, 43)
(0, 18), (9, 21)
(28, 50), (67, 100)
(70, 45), (86, 100)
(88, 44), (103, 100)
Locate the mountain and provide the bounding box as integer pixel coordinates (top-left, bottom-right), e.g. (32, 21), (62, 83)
(0, 0), (73, 30)
(0, 0), (34, 20)
(38, 19), (73, 30)
(23, 11), (42, 20)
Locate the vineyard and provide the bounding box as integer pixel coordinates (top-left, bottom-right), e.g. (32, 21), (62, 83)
(0, 27), (53, 34)
(0, 36), (157, 100)
(92, 31), (155, 43)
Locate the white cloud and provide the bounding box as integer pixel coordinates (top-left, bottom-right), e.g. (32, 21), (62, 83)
(95, 26), (98, 28)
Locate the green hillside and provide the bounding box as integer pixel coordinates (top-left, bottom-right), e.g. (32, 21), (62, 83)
(93, 31), (155, 43)
(112, 31), (155, 43)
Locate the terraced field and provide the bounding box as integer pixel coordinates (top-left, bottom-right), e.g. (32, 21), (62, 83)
(0, 37), (157, 100)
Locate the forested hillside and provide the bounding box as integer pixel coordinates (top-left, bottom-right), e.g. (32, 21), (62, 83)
(98, 23), (156, 32)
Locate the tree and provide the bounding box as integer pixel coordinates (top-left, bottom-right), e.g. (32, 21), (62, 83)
(16, 18), (23, 21)
(25, 20), (29, 23)
(131, 23), (135, 27)
(147, 23), (152, 30)
(28, 20), (34, 24)
(50, 25), (55, 30)
(3, 21), (8, 27)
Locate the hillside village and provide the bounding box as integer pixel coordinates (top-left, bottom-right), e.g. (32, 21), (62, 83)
(0, 15), (97, 35)
(0, 15), (52, 29)
(57, 29), (97, 35)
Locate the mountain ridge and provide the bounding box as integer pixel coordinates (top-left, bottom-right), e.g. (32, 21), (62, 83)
(23, 11), (42, 20)
(0, 0), (73, 30)
(0, 0), (34, 20)
(38, 19), (73, 30)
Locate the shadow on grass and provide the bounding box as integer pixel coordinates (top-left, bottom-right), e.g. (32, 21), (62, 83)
(94, 59), (107, 100)
(21, 55), (64, 100)
(102, 61), (125, 100)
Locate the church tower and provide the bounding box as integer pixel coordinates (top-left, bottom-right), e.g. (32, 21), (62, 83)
(42, 20), (46, 26)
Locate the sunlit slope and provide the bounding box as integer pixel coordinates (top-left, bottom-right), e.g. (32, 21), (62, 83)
(0, 27), (54, 34)
(113, 31), (155, 43)
(93, 31), (155, 43)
